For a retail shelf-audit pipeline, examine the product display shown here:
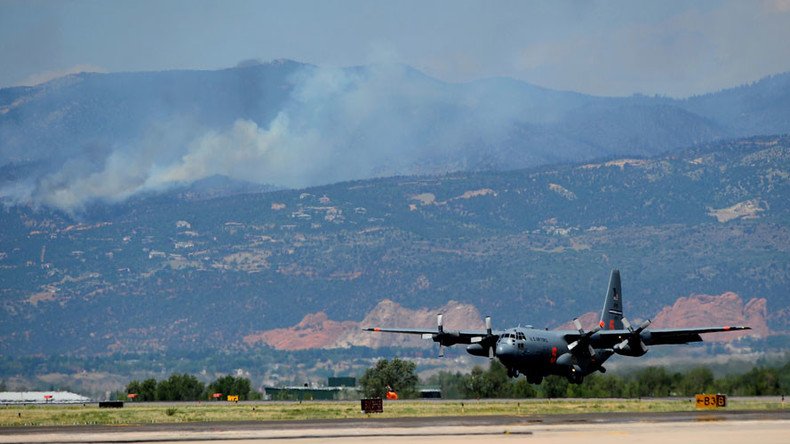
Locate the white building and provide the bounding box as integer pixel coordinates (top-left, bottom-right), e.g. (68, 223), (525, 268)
(0, 391), (91, 404)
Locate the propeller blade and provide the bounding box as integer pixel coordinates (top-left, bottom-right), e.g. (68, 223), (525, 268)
(568, 340), (580, 351)
(637, 319), (651, 332)
(438, 343), (444, 358)
(614, 339), (629, 351)
(485, 316), (492, 335)
(437, 314), (444, 333)
(573, 318), (583, 332)
(622, 317), (633, 332)
(488, 346), (494, 360)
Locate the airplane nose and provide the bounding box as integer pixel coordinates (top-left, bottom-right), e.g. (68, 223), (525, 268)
(496, 342), (516, 361)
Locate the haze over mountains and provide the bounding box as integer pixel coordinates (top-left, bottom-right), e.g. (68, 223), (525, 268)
(1, 60), (789, 212)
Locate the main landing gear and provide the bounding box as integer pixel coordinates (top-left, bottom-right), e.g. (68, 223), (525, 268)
(567, 368), (584, 384)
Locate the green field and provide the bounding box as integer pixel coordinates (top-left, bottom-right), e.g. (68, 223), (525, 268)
(0, 398), (785, 427)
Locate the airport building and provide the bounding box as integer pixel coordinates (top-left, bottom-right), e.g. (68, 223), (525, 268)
(263, 377), (358, 401)
(0, 391), (91, 404)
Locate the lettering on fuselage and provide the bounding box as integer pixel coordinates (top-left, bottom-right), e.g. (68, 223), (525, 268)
(528, 336), (548, 343)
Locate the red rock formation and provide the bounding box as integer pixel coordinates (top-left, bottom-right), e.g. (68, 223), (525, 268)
(651, 292), (769, 341)
(244, 299), (483, 351)
(555, 311), (600, 331)
(335, 299), (484, 349)
(243, 312), (357, 350)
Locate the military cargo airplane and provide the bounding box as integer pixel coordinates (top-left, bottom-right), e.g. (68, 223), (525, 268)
(365, 270), (750, 384)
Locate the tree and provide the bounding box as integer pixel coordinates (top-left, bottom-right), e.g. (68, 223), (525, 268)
(126, 380), (141, 398)
(720, 367), (782, 396)
(425, 371), (466, 399)
(511, 378), (539, 398)
(676, 367), (714, 396)
(208, 375), (254, 400)
(156, 373), (205, 401)
(139, 378), (157, 401)
(632, 367), (675, 397)
(462, 362), (510, 399)
(540, 375), (569, 398)
(127, 378), (158, 401)
(360, 358), (418, 399)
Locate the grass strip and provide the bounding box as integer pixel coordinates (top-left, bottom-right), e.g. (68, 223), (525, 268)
(0, 398), (783, 427)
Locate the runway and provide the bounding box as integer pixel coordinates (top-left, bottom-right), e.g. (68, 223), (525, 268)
(1, 410), (788, 443)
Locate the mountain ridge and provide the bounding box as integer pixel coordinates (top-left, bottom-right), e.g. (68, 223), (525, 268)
(0, 135), (787, 355)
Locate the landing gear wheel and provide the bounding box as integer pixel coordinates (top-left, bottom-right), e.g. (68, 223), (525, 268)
(568, 370), (584, 384)
(506, 367), (519, 378)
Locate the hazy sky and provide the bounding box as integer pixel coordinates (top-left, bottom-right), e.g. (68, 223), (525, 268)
(2, 0), (790, 96)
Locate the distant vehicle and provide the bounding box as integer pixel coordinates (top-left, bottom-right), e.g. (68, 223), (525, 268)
(365, 270), (750, 384)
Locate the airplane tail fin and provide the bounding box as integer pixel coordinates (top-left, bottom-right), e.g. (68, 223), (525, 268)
(600, 269), (624, 330)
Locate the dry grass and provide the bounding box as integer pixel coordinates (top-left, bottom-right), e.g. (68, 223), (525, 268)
(0, 398), (783, 427)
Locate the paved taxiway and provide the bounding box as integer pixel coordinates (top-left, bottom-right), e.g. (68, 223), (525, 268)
(1, 410), (788, 443)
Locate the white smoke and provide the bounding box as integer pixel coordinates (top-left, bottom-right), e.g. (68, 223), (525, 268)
(147, 115), (322, 189)
(1, 62), (535, 213)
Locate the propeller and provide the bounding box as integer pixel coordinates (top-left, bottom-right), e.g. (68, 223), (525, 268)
(485, 316), (494, 359)
(431, 313), (459, 357)
(468, 315), (497, 359)
(435, 313), (495, 359)
(437, 314), (445, 357)
(614, 317), (651, 356)
(568, 318), (601, 357)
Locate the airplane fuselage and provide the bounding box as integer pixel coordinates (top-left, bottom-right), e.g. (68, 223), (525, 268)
(468, 326), (612, 383)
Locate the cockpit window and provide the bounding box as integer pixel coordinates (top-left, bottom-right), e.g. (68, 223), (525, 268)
(499, 333), (516, 342)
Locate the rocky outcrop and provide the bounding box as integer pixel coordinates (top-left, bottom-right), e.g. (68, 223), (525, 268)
(651, 292), (769, 341)
(243, 313), (357, 350)
(336, 299), (484, 349)
(244, 299), (483, 350)
(555, 311), (599, 331)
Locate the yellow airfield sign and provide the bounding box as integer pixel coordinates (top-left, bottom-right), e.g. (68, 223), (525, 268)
(695, 394), (726, 409)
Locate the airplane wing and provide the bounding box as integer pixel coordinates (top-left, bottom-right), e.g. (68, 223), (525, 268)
(574, 325), (751, 347)
(364, 327), (498, 344)
(641, 326), (751, 345)
(365, 322), (501, 358)
(365, 314), (500, 347)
